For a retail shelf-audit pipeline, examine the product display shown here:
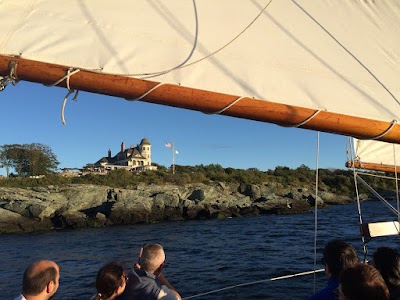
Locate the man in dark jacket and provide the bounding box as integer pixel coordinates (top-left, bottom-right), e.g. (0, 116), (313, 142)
(118, 244), (181, 300)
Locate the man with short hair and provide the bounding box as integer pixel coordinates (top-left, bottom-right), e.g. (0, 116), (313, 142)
(118, 243), (181, 300)
(14, 260), (60, 300)
(308, 240), (359, 300)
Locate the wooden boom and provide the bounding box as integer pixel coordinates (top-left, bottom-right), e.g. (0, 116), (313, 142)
(346, 161), (400, 173)
(2, 54), (400, 144)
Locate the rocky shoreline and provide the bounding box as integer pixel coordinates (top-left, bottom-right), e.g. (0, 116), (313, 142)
(0, 182), (356, 234)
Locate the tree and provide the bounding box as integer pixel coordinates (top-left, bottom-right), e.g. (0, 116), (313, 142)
(0, 144), (15, 177)
(0, 143), (59, 177)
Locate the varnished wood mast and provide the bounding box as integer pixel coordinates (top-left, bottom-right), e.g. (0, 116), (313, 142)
(2, 54), (400, 144)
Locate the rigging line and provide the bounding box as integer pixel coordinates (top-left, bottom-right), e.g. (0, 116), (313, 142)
(394, 144), (400, 223)
(356, 174), (400, 216)
(124, 82), (170, 102)
(312, 131), (320, 294)
(282, 109), (323, 128)
(43, 68), (81, 125)
(203, 96), (248, 115)
(345, 136), (351, 165)
(349, 138), (368, 262)
(44, 69), (81, 87)
(182, 269), (325, 300)
(175, 0), (274, 71)
(8, 61), (19, 86)
(0, 61), (19, 91)
(61, 90), (79, 125)
(89, 0), (273, 78)
(291, 0), (400, 108)
(358, 120), (398, 140)
(358, 171), (399, 181)
(136, 0), (199, 79)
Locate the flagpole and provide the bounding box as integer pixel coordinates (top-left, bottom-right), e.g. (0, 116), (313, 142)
(172, 141), (175, 175)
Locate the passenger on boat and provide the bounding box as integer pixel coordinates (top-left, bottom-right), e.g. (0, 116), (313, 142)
(90, 262), (128, 300)
(13, 260), (60, 300)
(338, 263), (389, 300)
(117, 243), (182, 300)
(308, 240), (359, 300)
(372, 247), (400, 300)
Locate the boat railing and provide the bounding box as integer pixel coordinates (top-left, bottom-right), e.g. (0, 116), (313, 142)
(182, 268), (325, 299)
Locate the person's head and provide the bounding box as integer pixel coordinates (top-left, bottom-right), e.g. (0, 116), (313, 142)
(322, 239), (358, 278)
(139, 243), (165, 274)
(22, 260), (60, 300)
(373, 246), (400, 289)
(95, 262), (127, 300)
(339, 263), (390, 300)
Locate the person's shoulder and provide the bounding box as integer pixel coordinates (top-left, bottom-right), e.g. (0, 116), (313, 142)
(157, 285), (179, 300)
(390, 286), (400, 300)
(13, 295), (26, 300)
(307, 286), (338, 300)
(89, 293), (98, 300)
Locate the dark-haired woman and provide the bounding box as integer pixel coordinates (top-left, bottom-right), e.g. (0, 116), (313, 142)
(339, 263), (389, 300)
(90, 262), (127, 300)
(373, 247), (400, 300)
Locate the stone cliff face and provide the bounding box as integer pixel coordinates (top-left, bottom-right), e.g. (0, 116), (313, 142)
(0, 183), (354, 234)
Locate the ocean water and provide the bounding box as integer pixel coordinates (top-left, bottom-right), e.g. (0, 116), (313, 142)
(0, 200), (398, 299)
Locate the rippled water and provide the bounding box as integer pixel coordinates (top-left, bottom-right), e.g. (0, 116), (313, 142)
(1, 200), (398, 299)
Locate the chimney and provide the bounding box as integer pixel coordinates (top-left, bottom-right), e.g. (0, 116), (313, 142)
(121, 142), (125, 153)
(108, 149), (111, 158)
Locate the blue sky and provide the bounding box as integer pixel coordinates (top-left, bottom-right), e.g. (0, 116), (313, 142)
(0, 81), (348, 176)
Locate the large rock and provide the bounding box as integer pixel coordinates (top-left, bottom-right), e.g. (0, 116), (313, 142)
(0, 183), (363, 233)
(0, 208), (52, 233)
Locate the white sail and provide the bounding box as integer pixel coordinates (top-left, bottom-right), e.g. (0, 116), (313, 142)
(354, 139), (400, 166)
(1, 0), (400, 123)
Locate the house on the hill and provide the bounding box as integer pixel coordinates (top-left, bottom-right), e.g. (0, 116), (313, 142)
(94, 138), (157, 172)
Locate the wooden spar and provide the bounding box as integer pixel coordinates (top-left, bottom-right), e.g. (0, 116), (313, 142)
(345, 161), (400, 173)
(2, 54), (400, 144)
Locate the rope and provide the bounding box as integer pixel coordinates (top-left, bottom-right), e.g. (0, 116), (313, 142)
(9, 61), (19, 86)
(61, 90), (79, 125)
(282, 110), (323, 128)
(44, 68), (81, 87)
(182, 268), (325, 299)
(349, 137), (369, 262)
(203, 96), (248, 115)
(86, 0), (273, 78)
(358, 171), (399, 181)
(0, 61), (19, 91)
(356, 174), (400, 217)
(176, 0), (273, 73)
(124, 82), (169, 101)
(393, 144), (400, 223)
(44, 68), (81, 125)
(312, 132), (320, 294)
(358, 120), (398, 140)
